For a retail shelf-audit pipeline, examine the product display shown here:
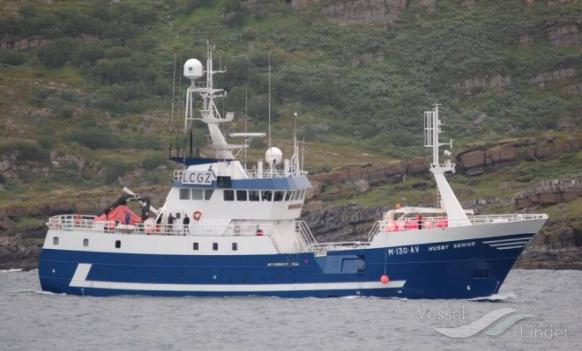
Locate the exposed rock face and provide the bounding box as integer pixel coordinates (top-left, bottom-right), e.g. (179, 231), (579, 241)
(457, 149), (485, 175)
(303, 204), (388, 242)
(0, 38), (47, 50)
(454, 74), (511, 96)
(290, 0), (321, 8)
(320, 0), (408, 26)
(516, 248), (582, 269)
(563, 82), (582, 95)
(546, 0), (579, 6)
(546, 22), (580, 46)
(514, 179), (582, 209)
(517, 217), (582, 269)
(310, 160), (409, 189)
(456, 134), (582, 176)
(530, 68), (576, 88)
(353, 179), (370, 192)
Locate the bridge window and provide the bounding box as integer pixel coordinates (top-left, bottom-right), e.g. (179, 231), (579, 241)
(204, 189), (214, 200)
(285, 191), (292, 201)
(193, 242), (199, 251)
(213, 242), (218, 251)
(232, 242), (238, 251)
(249, 190), (260, 201)
(224, 190), (234, 201)
(262, 190), (272, 201)
(299, 190), (305, 200)
(274, 191), (284, 201)
(179, 188), (190, 200)
(291, 191), (298, 201)
(236, 190), (247, 201)
(192, 189), (204, 200)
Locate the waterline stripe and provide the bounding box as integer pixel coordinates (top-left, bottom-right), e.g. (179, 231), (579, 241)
(69, 264), (406, 292)
(495, 245), (526, 250)
(489, 241), (529, 247)
(482, 237), (532, 244)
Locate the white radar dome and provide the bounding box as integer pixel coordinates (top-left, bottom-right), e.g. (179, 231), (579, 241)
(265, 147), (283, 165)
(184, 58), (203, 79)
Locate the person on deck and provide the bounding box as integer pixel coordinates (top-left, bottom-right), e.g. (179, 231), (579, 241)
(167, 213), (175, 234)
(155, 214), (163, 233)
(124, 210), (131, 225)
(416, 214), (424, 230)
(183, 214), (190, 235)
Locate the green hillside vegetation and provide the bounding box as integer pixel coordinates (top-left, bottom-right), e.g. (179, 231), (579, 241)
(0, 0), (581, 233)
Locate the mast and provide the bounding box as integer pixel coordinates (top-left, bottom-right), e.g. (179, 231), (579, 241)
(424, 104), (471, 227)
(268, 51), (272, 151)
(183, 42), (239, 160)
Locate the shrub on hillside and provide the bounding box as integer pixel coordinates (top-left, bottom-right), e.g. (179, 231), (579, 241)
(38, 38), (80, 68)
(141, 153), (167, 170)
(68, 127), (123, 149)
(222, 0), (248, 27)
(100, 159), (132, 185)
(0, 50), (25, 66)
(0, 141), (50, 163)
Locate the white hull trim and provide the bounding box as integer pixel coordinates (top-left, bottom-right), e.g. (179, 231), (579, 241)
(69, 264), (406, 292)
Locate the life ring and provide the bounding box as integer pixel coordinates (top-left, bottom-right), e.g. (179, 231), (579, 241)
(192, 210), (202, 222)
(256, 228), (264, 236)
(144, 222), (155, 235)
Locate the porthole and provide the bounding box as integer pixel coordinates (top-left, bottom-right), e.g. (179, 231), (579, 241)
(115, 240), (121, 249)
(232, 242), (238, 251)
(83, 238), (89, 247)
(53, 236), (59, 245)
(212, 242), (218, 251)
(193, 242), (199, 251)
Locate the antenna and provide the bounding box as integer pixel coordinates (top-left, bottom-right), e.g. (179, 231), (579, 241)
(244, 87), (248, 170)
(301, 136), (305, 171)
(170, 53), (177, 123)
(268, 50), (271, 150)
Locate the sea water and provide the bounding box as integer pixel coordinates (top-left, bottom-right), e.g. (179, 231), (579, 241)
(0, 269), (580, 351)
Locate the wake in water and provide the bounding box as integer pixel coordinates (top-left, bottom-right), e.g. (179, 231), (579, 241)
(9, 288), (66, 296)
(469, 292), (517, 302)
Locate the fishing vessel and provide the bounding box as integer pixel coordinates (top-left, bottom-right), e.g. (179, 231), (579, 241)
(38, 45), (548, 299)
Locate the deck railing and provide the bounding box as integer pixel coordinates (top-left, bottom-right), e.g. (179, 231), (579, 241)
(47, 215), (278, 238)
(295, 221), (317, 251)
(368, 213), (548, 241)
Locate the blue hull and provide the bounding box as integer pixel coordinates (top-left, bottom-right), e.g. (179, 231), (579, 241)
(38, 233), (533, 299)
